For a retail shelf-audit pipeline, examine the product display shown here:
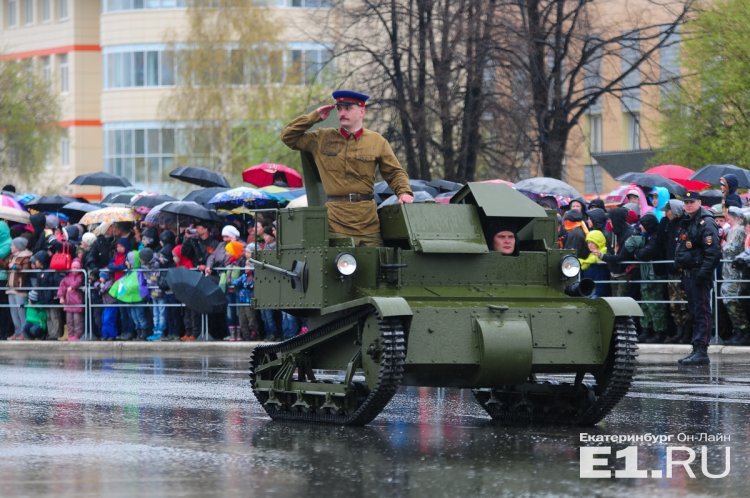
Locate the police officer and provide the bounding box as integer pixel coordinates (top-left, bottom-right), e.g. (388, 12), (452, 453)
(673, 191), (721, 365)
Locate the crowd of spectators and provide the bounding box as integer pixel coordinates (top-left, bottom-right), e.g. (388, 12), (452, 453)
(0, 209), (300, 342)
(559, 180), (750, 346)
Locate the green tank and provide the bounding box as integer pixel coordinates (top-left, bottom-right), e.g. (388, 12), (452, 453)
(249, 154), (642, 425)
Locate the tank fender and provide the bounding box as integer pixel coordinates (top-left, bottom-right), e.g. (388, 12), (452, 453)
(320, 296), (413, 321)
(598, 297), (644, 317)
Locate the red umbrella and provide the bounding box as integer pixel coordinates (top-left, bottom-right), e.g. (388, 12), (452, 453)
(644, 164), (709, 191)
(242, 163), (303, 188)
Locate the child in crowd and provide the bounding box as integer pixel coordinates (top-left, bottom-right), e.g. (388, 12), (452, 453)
(21, 253), (48, 340)
(6, 237), (32, 340)
(579, 229), (610, 299)
(140, 247), (166, 342)
(173, 244), (198, 341)
(28, 250), (64, 340)
(222, 240), (245, 341)
(57, 258), (85, 341)
(98, 269), (118, 340)
(126, 250), (150, 340)
(234, 245), (259, 340)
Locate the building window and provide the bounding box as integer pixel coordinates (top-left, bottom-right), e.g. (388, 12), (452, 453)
(8, 0), (18, 27)
(584, 165), (604, 194)
(23, 0), (33, 24)
(40, 56), (51, 85)
(41, 0), (51, 21)
(104, 49), (176, 88)
(103, 0), (188, 12)
(60, 133), (70, 167)
(589, 113), (602, 153)
(626, 112), (640, 150)
(58, 0), (68, 19)
(59, 53), (69, 93)
(105, 125), (176, 188)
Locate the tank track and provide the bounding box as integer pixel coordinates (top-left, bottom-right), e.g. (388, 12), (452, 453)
(473, 317), (638, 425)
(249, 307), (407, 425)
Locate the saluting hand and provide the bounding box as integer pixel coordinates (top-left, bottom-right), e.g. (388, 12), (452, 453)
(316, 104), (335, 121)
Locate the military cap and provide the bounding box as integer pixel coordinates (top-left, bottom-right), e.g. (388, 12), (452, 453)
(683, 191), (701, 202)
(332, 90), (369, 107)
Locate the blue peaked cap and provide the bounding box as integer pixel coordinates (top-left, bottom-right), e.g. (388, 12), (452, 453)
(332, 90), (369, 106)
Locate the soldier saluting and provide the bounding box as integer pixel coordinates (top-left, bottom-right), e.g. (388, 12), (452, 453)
(673, 191), (721, 365)
(281, 90), (413, 247)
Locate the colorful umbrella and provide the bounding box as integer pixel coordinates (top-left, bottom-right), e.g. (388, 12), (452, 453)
(242, 163), (303, 188)
(79, 206), (138, 225)
(259, 185), (306, 202)
(643, 165), (709, 191)
(0, 206), (31, 224)
(0, 194), (24, 210)
(207, 186), (282, 209)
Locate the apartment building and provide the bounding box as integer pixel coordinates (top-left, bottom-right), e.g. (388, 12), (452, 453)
(1, 0), (333, 197)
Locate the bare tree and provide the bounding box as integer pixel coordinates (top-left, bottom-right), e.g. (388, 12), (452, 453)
(160, 0), (329, 180)
(327, 0), (694, 182)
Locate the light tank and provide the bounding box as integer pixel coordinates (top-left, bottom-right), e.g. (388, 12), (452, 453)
(248, 153), (641, 425)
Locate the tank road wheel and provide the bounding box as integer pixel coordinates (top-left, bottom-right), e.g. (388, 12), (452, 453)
(249, 307), (407, 425)
(473, 317), (638, 426)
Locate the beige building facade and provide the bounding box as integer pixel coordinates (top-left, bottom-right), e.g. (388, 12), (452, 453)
(1, 0), (334, 198)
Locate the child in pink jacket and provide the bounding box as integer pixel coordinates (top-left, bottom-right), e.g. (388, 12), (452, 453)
(57, 258), (85, 341)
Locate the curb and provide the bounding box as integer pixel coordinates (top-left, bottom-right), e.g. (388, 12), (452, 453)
(1, 342), (747, 354)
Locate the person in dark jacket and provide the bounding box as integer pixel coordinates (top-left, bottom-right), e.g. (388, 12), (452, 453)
(629, 213), (667, 343)
(560, 209), (590, 259)
(30, 250), (65, 340)
(656, 200), (692, 344)
(600, 207), (636, 298)
(674, 191), (721, 365)
(720, 174), (743, 208)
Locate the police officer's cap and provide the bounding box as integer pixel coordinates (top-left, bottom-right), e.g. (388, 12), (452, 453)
(332, 90), (369, 107)
(683, 191), (701, 202)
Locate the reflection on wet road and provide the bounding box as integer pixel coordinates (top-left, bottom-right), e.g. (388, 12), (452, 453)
(0, 351), (747, 497)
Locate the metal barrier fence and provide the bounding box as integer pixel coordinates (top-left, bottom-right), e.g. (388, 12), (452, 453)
(0, 266), (251, 341)
(1, 260), (747, 341)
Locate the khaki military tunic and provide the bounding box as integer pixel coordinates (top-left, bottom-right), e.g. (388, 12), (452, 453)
(281, 111), (412, 236)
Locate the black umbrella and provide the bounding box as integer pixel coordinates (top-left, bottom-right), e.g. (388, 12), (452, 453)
(615, 172), (687, 197)
(169, 166), (231, 188)
(699, 189), (724, 206)
(166, 267), (228, 314)
(60, 201), (106, 222)
(161, 201), (222, 222)
(182, 187), (231, 206)
(102, 188), (142, 205)
(689, 164), (750, 188)
(131, 194), (177, 209)
(70, 172), (133, 187)
(26, 194), (83, 212)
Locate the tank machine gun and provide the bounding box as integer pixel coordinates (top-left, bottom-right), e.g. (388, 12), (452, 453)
(249, 155), (642, 425)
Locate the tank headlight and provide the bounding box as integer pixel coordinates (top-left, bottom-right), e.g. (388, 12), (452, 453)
(334, 252), (357, 276)
(560, 255), (581, 278)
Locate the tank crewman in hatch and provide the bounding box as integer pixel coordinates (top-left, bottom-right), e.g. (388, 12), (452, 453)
(281, 90), (414, 247)
(487, 220), (519, 256)
(673, 191), (721, 366)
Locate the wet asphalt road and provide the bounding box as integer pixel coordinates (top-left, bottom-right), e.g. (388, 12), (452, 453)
(0, 350), (748, 498)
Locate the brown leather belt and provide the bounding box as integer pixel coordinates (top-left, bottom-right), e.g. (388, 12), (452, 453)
(326, 193), (374, 202)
